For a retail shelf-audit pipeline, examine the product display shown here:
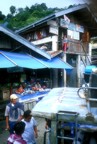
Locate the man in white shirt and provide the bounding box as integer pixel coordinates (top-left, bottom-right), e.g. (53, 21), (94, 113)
(5, 94), (24, 134)
(22, 110), (38, 144)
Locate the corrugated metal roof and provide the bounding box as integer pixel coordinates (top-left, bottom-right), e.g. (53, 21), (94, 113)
(55, 4), (89, 17)
(47, 50), (63, 58)
(0, 50), (73, 71)
(16, 14), (56, 34)
(0, 50), (46, 69)
(0, 51), (16, 68)
(0, 25), (51, 59)
(16, 4), (97, 37)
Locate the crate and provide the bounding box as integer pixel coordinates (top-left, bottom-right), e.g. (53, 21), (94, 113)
(0, 89), (10, 100)
(3, 89), (10, 100)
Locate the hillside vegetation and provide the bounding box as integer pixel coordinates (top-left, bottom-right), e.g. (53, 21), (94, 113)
(0, 3), (76, 30)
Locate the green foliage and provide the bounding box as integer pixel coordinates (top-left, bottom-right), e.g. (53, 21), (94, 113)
(0, 11), (5, 20)
(2, 3), (65, 30)
(10, 6), (16, 15)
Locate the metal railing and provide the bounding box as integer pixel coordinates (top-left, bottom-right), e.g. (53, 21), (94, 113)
(56, 111), (79, 144)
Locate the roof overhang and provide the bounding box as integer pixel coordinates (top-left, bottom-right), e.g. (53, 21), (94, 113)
(16, 4), (97, 38)
(0, 25), (51, 59)
(0, 50), (73, 71)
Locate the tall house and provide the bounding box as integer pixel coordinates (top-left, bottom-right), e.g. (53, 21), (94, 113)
(17, 4), (97, 87)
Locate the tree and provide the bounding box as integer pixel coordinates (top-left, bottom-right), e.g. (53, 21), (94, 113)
(6, 14), (13, 19)
(10, 6), (16, 15)
(18, 8), (24, 13)
(0, 11), (5, 20)
(25, 6), (30, 12)
(41, 3), (47, 10)
(4, 3), (63, 30)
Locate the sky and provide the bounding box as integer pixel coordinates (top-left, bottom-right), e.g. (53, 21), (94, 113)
(0, 0), (85, 16)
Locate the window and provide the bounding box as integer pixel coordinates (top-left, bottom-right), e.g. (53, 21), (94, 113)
(67, 29), (80, 40)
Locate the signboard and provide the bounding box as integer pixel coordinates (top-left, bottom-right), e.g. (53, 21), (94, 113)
(48, 20), (58, 35)
(67, 29), (80, 40)
(60, 15), (70, 28)
(49, 25), (58, 35)
(68, 23), (76, 31)
(47, 20), (58, 27)
(68, 23), (84, 33)
(64, 14), (70, 25)
(76, 24), (84, 33)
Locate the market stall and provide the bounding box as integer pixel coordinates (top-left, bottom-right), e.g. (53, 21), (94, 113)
(17, 89), (50, 103)
(0, 50), (73, 101)
(16, 89), (50, 110)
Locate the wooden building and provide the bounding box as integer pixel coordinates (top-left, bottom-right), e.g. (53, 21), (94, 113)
(16, 4), (97, 87)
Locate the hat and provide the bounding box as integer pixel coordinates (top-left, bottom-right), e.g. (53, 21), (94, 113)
(10, 94), (18, 99)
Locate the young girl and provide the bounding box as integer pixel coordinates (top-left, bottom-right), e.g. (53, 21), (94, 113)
(7, 121), (27, 144)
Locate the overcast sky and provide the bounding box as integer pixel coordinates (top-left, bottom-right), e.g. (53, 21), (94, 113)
(0, 0), (85, 15)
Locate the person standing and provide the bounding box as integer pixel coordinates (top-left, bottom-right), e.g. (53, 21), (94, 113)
(7, 121), (27, 144)
(62, 35), (68, 51)
(5, 94), (24, 134)
(22, 110), (38, 144)
(45, 118), (51, 144)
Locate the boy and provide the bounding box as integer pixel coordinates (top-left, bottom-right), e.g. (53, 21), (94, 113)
(22, 110), (38, 144)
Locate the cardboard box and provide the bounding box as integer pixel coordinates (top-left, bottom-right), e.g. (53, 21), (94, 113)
(3, 89), (10, 100)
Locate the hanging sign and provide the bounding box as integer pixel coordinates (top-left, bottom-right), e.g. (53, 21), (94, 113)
(76, 24), (84, 33)
(60, 15), (70, 28)
(49, 25), (58, 35)
(68, 23), (76, 31)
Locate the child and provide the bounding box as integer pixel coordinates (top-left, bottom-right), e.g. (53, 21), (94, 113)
(22, 110), (38, 144)
(7, 121), (27, 144)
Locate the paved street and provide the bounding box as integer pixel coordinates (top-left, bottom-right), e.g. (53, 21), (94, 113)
(0, 120), (9, 144)
(0, 117), (46, 144)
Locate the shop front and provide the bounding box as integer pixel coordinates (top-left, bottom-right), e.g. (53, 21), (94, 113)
(0, 50), (73, 101)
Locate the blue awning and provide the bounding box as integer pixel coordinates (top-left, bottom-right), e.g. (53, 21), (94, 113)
(0, 51), (73, 71)
(0, 53), (16, 68)
(36, 57), (73, 71)
(0, 51), (46, 69)
(84, 65), (97, 74)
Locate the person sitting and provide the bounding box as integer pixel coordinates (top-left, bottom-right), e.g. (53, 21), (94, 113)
(7, 121), (27, 144)
(15, 84), (25, 94)
(35, 81), (41, 90)
(32, 81), (43, 91)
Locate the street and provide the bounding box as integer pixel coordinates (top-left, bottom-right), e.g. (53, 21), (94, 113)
(0, 117), (46, 144)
